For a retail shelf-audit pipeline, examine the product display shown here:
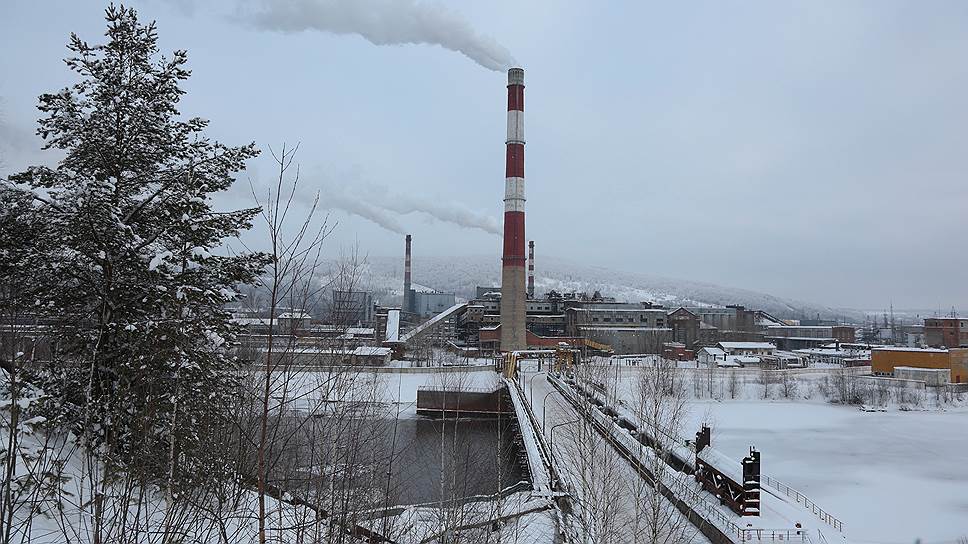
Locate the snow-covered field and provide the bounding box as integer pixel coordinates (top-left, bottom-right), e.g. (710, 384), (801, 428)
(684, 400), (968, 542)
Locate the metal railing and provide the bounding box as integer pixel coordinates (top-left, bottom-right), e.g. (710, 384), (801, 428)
(761, 475), (844, 533)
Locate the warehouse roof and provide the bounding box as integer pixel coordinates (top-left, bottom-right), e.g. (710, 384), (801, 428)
(718, 342), (776, 350)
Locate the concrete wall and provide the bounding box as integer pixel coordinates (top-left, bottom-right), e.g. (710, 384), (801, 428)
(894, 366), (950, 386)
(416, 387), (510, 415)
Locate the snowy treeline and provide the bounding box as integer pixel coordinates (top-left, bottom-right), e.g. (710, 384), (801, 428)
(589, 357), (966, 410)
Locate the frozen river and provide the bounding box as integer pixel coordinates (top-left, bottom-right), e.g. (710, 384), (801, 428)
(685, 400), (968, 542)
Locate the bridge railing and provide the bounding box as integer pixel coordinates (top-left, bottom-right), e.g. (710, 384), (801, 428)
(760, 475), (844, 533)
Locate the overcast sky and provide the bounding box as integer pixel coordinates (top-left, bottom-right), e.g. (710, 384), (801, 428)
(2, 1), (967, 311)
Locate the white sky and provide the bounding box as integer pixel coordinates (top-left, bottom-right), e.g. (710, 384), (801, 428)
(2, 1), (967, 311)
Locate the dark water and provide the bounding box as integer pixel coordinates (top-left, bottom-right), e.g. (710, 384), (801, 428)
(386, 415), (528, 505)
(277, 411), (528, 507)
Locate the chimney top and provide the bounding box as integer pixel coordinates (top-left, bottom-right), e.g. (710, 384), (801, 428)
(508, 67), (524, 86)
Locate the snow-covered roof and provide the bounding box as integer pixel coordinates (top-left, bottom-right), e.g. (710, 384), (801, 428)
(231, 317), (272, 326)
(353, 346), (391, 357)
(764, 336), (835, 342)
(768, 351), (805, 359)
(697, 448), (743, 483)
(873, 346), (946, 353)
(578, 326), (672, 332)
(346, 327), (374, 336)
(698, 347), (725, 356)
(766, 325), (836, 330)
(385, 309), (400, 342)
(718, 342), (776, 350)
(727, 355), (761, 364)
(278, 311), (311, 320)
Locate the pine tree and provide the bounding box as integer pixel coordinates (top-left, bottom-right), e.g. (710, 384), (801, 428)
(6, 5), (268, 489)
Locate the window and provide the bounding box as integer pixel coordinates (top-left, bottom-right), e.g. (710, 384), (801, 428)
(604, 317), (612, 322)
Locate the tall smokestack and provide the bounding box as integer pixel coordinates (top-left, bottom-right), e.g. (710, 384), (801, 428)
(528, 240), (535, 299)
(403, 234), (412, 313)
(500, 67), (527, 352)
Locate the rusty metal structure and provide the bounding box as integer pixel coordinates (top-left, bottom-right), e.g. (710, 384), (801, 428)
(694, 426), (761, 517)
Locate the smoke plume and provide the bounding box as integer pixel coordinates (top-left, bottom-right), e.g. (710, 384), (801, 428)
(319, 179), (499, 235)
(373, 191), (501, 235)
(321, 188), (407, 234)
(248, 0), (514, 71)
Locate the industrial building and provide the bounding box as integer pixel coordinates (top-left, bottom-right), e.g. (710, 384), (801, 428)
(923, 317), (968, 348)
(400, 234), (458, 319)
(871, 346), (968, 383)
(565, 302), (671, 354)
(717, 342), (776, 356)
(764, 325), (856, 350)
(330, 290), (374, 326)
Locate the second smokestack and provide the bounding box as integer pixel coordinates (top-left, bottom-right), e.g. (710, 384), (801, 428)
(404, 234), (412, 313)
(528, 240), (535, 298)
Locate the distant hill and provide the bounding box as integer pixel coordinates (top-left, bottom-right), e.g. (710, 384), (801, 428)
(340, 254), (864, 322)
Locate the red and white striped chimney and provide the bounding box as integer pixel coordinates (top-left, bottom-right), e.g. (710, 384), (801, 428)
(500, 67), (527, 351)
(528, 240), (535, 299)
(403, 234), (412, 314)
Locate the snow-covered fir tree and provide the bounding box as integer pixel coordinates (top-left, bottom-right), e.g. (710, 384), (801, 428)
(5, 5), (268, 489)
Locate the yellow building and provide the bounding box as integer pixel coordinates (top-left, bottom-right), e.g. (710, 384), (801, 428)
(871, 347), (968, 383)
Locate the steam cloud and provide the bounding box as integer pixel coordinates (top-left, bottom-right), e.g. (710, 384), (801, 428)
(248, 0), (515, 71)
(320, 180), (500, 235)
(323, 190), (407, 234)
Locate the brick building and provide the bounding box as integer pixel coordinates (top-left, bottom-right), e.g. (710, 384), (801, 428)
(923, 317), (968, 348)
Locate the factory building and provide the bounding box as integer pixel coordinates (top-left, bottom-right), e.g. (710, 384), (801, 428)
(411, 291), (457, 318)
(395, 234), (457, 322)
(923, 317), (968, 348)
(667, 307), (700, 347)
(764, 325), (855, 350)
(562, 302), (670, 353)
(871, 346), (968, 383)
(329, 291), (374, 326)
(686, 305), (775, 345)
(688, 305), (757, 334)
(717, 342), (776, 356)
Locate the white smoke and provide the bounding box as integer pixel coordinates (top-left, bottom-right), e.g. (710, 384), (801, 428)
(319, 179), (500, 235)
(371, 190), (501, 235)
(320, 187), (407, 234)
(247, 0), (514, 71)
